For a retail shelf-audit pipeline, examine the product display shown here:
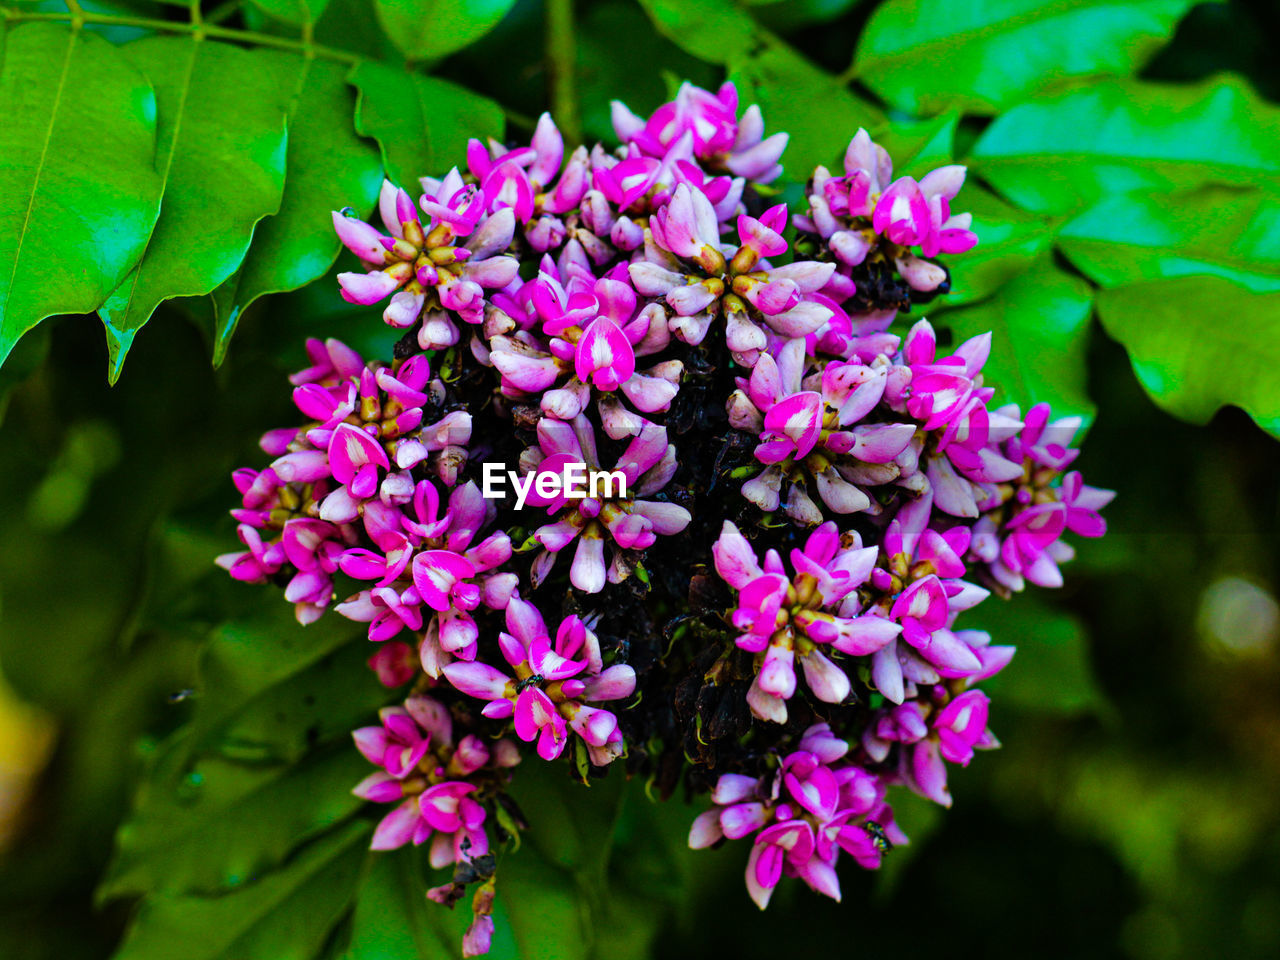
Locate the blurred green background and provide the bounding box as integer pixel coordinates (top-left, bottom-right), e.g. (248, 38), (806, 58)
(2, 1), (1280, 958)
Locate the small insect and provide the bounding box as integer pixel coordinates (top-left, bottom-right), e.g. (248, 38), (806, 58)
(167, 689), (196, 704)
(515, 674), (545, 693)
(863, 820), (892, 853)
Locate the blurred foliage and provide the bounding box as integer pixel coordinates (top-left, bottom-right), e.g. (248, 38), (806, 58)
(0, 0), (1278, 959)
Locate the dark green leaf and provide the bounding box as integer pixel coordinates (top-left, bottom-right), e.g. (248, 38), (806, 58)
(1096, 276), (1280, 437)
(374, 0), (519, 61)
(973, 596), (1107, 715)
(112, 821), (370, 960)
(103, 736), (369, 898)
(745, 0), (859, 31)
(932, 257), (1095, 423)
(971, 76), (1280, 215)
(576, 2), (720, 145)
(212, 56), (382, 364)
(0, 23), (162, 368)
(856, 0), (1198, 115)
(350, 60), (505, 187)
(99, 38), (289, 383)
(635, 0), (885, 175)
(1059, 185), (1280, 292)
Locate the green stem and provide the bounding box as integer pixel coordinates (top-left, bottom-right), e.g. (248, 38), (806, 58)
(0, 7), (363, 65)
(545, 0), (580, 145)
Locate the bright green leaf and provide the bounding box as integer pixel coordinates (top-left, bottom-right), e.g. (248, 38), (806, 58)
(942, 184), (1063, 306)
(99, 38), (289, 383)
(974, 596), (1107, 715)
(869, 112), (959, 180)
(112, 821), (370, 960)
(0, 23), (162, 368)
(856, 0), (1199, 116)
(1059, 185), (1280, 292)
(972, 76), (1280, 215)
(931, 257), (1095, 423)
(249, 0), (333, 24)
(350, 60), (505, 188)
(373, 0), (519, 61)
(729, 46), (885, 178)
(342, 851), (455, 960)
(1096, 276), (1280, 437)
(212, 56), (382, 364)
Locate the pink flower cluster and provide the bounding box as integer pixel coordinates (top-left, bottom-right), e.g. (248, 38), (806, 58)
(690, 724), (903, 907)
(220, 79), (1111, 954)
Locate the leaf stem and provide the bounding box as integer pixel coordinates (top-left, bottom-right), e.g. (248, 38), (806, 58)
(0, 7), (363, 64)
(544, 0), (580, 144)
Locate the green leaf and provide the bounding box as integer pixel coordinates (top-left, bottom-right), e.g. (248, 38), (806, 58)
(249, 0), (333, 24)
(931, 257), (1095, 423)
(99, 38), (290, 383)
(103, 736), (370, 898)
(0, 23), (162, 368)
(576, 2), (720, 145)
(1058, 185), (1280, 293)
(350, 60), (505, 188)
(974, 596), (1107, 716)
(942, 184), (1062, 306)
(855, 0), (1199, 116)
(636, 0), (886, 176)
(1096, 276), (1280, 437)
(971, 76), (1280, 215)
(374, 0), (519, 60)
(868, 112), (959, 179)
(189, 609), (387, 761)
(211, 56), (382, 364)
(728, 46), (885, 178)
(112, 821), (370, 960)
(341, 851), (455, 960)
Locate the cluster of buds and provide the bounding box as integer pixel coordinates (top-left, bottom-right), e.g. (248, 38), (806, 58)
(220, 80), (1110, 955)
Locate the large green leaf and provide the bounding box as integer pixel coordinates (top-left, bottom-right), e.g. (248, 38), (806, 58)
(941, 184), (1063, 306)
(249, 0), (334, 24)
(576, 2), (720, 145)
(971, 76), (1280, 215)
(636, 0), (885, 176)
(188, 607), (385, 756)
(932, 257), (1095, 423)
(855, 0), (1199, 116)
(373, 0), (519, 60)
(99, 38), (289, 383)
(973, 596), (1107, 716)
(104, 737), (369, 898)
(1059, 185), (1280, 292)
(211, 56), (382, 364)
(350, 60), (505, 187)
(0, 23), (162, 368)
(341, 852), (456, 960)
(112, 821), (371, 960)
(1096, 276), (1280, 437)
(868, 112), (959, 180)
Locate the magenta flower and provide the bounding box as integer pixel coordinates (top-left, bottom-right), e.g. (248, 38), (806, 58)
(689, 724), (906, 909)
(523, 416), (690, 593)
(442, 597), (636, 763)
(713, 520), (900, 723)
(351, 695), (519, 865)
